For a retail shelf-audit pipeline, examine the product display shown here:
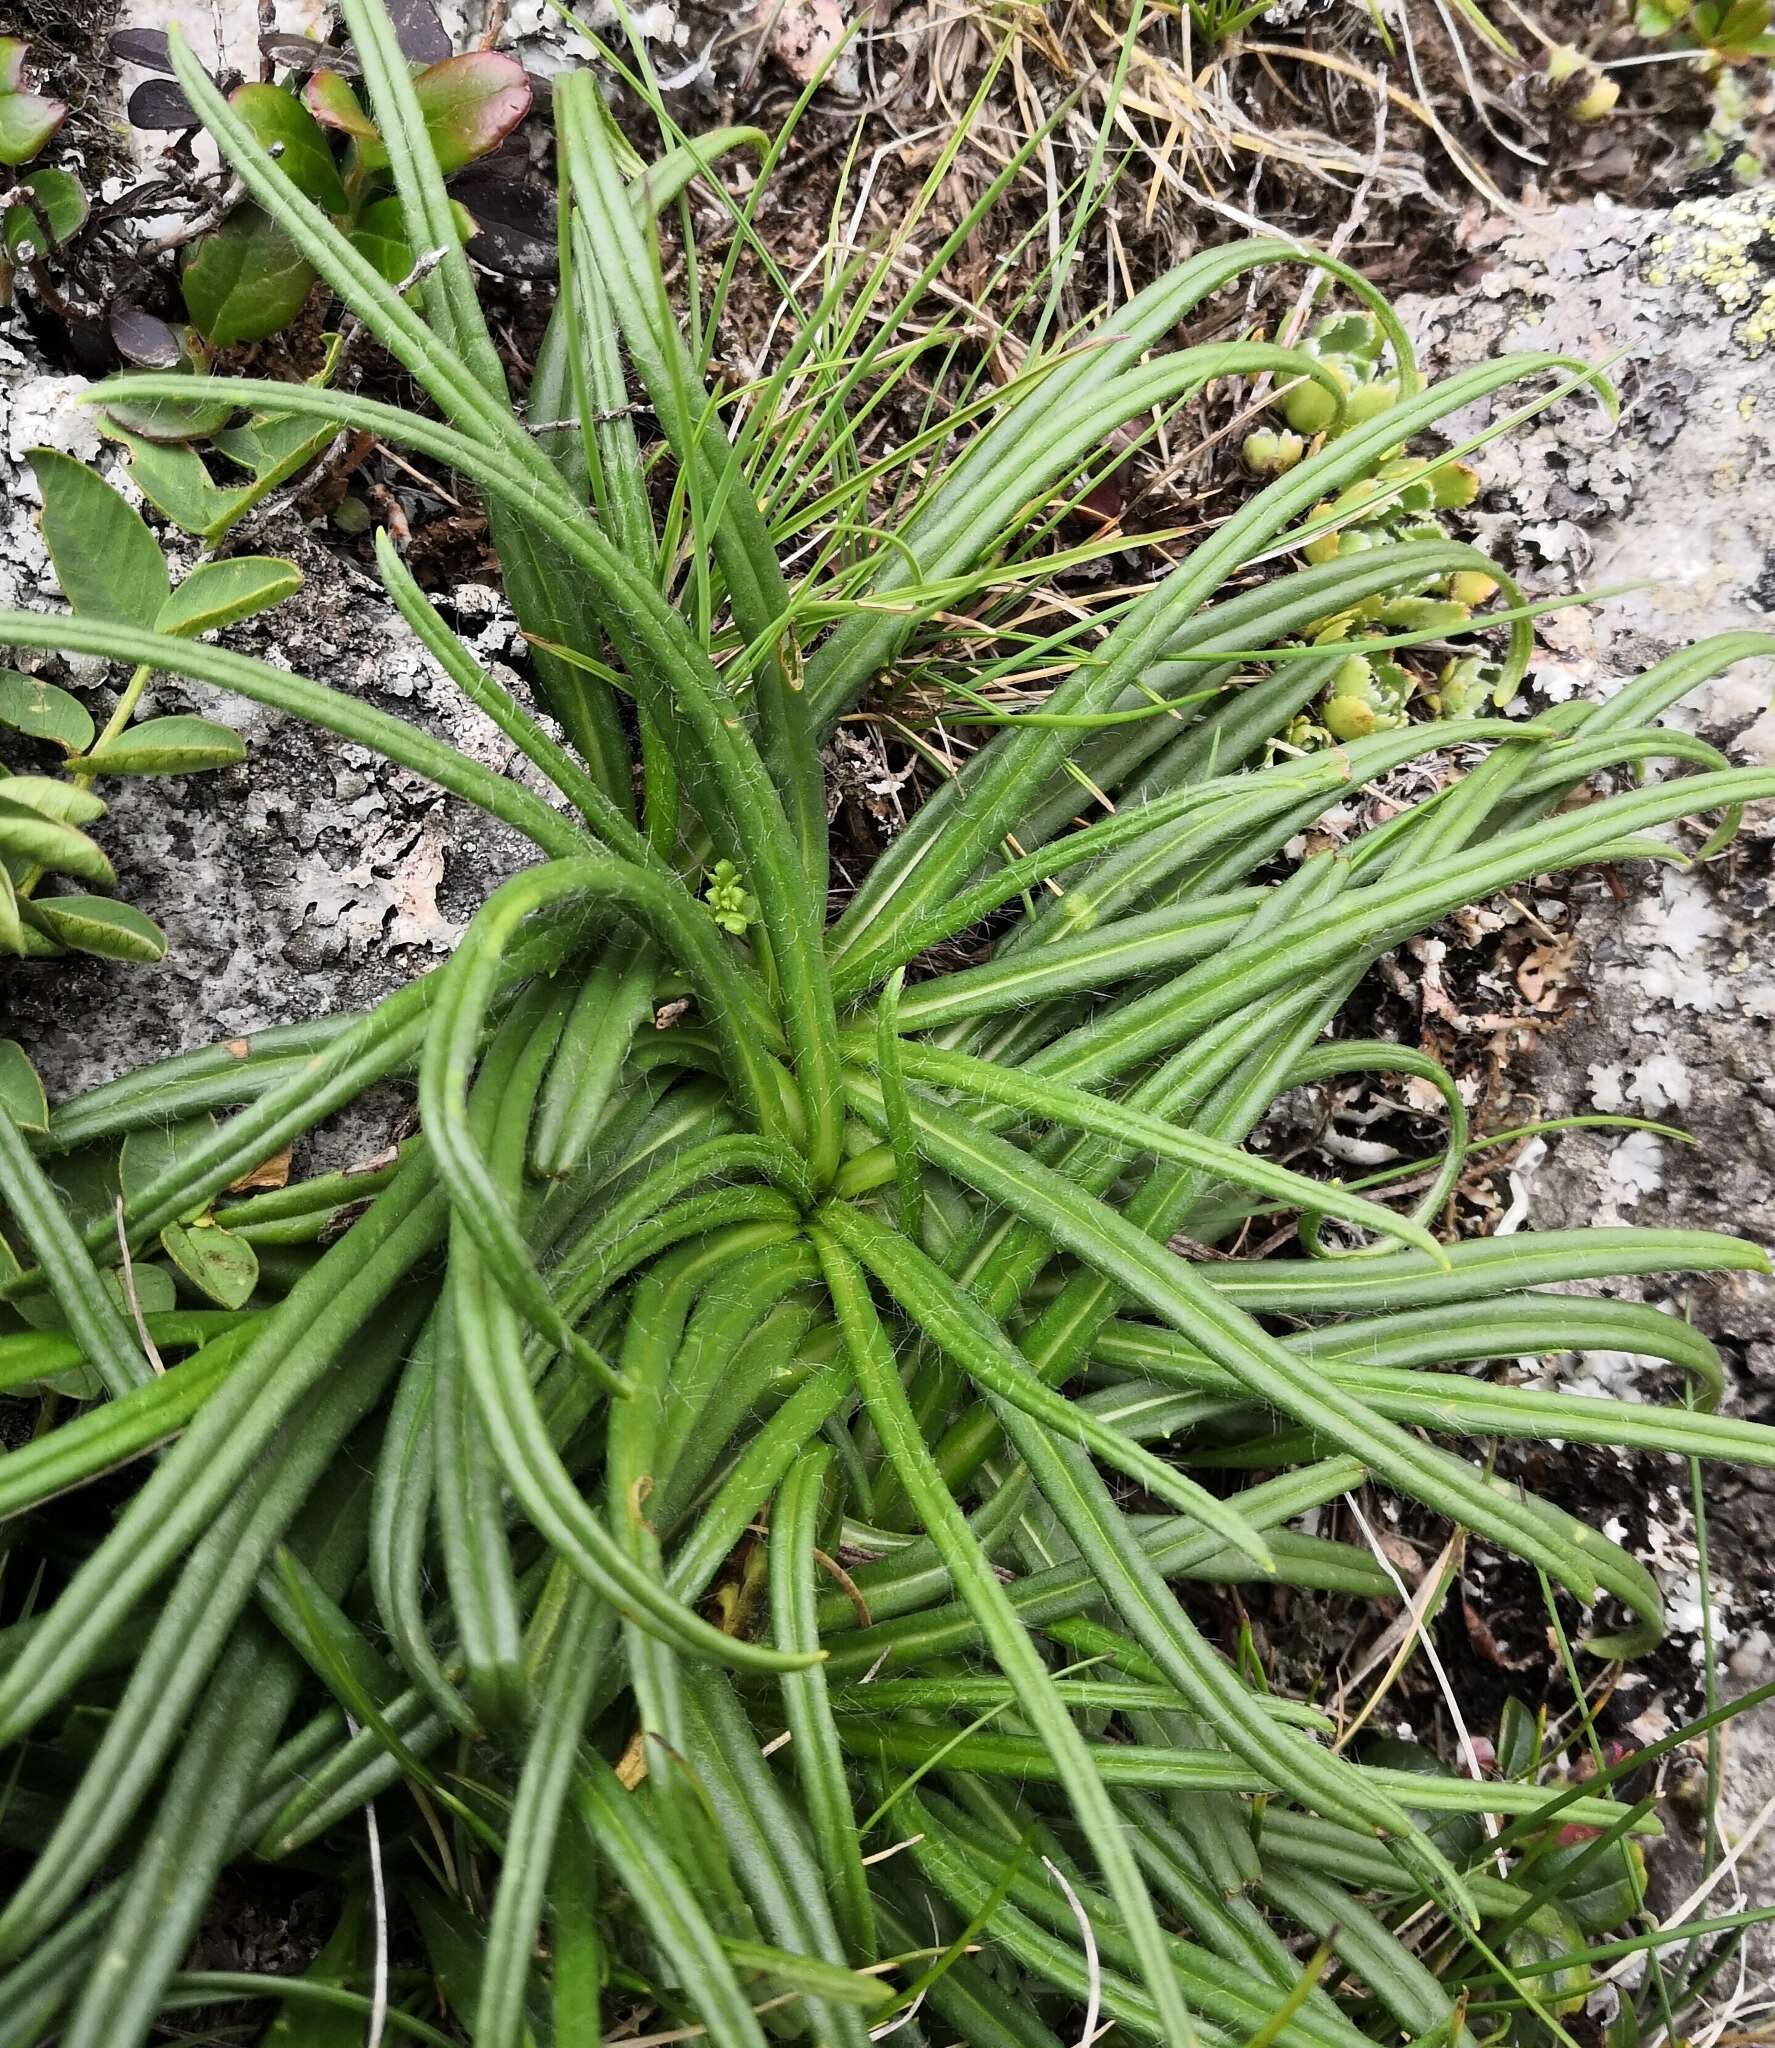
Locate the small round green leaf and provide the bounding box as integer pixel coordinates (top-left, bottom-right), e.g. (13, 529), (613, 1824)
(349, 195), (474, 286)
(160, 1217), (259, 1308)
(102, 1261), (178, 1318)
(157, 557), (302, 637)
(2, 166), (87, 262)
(22, 894), (167, 961)
(181, 207), (317, 348)
(228, 82), (349, 215)
(28, 450), (170, 631)
(0, 1040), (48, 1134)
(73, 714), (245, 777)
(120, 1114), (217, 1215)
(0, 668), (94, 752)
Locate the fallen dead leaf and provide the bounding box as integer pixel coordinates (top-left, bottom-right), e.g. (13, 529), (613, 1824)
(615, 1727), (649, 1789)
(228, 1143), (293, 1194)
(1517, 935), (1579, 1010)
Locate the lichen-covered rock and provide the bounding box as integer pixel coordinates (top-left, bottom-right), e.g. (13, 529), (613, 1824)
(1406, 197), (1775, 758)
(1409, 201), (1775, 1946)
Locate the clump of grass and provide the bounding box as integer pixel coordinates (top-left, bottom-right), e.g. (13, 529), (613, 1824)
(1, 4), (1774, 2043)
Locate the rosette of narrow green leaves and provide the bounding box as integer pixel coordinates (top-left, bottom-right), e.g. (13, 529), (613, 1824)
(0, 8), (1773, 2044)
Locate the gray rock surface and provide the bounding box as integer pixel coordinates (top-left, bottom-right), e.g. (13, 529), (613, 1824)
(1404, 193), (1775, 1371)
(1406, 194), (1775, 1967)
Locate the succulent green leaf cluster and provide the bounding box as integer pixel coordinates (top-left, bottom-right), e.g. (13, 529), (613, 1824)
(1637, 0), (1775, 57)
(703, 857), (759, 936)
(178, 49), (531, 347)
(1239, 309), (1521, 744)
(0, 38), (87, 282)
(0, 8), (1772, 2045)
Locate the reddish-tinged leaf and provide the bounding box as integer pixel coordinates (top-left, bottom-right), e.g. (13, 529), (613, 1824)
(0, 89), (66, 166)
(304, 69), (377, 141)
(0, 39), (25, 93)
(413, 53), (531, 174)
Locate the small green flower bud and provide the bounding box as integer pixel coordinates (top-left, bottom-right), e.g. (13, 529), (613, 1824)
(1573, 72), (1620, 122)
(1280, 360), (1350, 435)
(1242, 427), (1306, 476)
(704, 858), (758, 936)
